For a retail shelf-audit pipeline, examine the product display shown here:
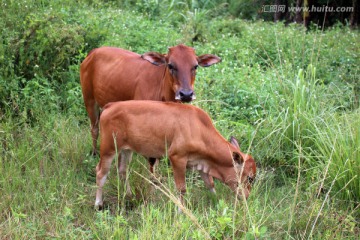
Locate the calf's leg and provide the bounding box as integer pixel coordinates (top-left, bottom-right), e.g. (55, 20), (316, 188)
(169, 155), (187, 210)
(117, 149), (133, 196)
(95, 152), (115, 209)
(199, 172), (216, 193)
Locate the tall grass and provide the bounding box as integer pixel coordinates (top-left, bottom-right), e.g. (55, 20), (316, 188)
(1, 114), (358, 238)
(259, 63), (359, 203)
(307, 110), (360, 202)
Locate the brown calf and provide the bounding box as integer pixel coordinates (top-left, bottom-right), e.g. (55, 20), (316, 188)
(95, 101), (256, 209)
(80, 45), (221, 156)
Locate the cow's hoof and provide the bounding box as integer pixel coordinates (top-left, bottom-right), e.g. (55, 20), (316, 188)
(90, 150), (99, 157)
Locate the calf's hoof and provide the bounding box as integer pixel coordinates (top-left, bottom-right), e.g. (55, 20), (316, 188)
(94, 201), (104, 211)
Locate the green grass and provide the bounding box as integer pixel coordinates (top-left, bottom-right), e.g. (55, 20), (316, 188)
(1, 113), (358, 239)
(1, 0), (359, 239)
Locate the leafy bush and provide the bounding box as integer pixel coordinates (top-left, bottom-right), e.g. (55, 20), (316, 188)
(0, 1), (110, 119)
(12, 13), (83, 81)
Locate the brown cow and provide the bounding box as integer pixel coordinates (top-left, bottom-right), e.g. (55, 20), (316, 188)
(80, 45), (221, 156)
(95, 101), (257, 210)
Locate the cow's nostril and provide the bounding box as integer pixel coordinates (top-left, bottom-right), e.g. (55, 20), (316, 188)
(179, 90), (194, 102)
(179, 90), (193, 98)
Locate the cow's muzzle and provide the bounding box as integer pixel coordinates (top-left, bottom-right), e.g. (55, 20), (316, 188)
(176, 89), (195, 102)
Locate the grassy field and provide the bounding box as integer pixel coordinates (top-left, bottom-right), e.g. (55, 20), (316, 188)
(1, 0), (359, 239)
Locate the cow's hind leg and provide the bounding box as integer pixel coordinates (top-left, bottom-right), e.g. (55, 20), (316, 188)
(148, 158), (157, 175)
(148, 157), (164, 186)
(85, 99), (100, 156)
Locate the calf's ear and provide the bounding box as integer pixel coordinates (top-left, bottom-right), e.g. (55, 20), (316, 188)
(229, 136), (240, 149)
(197, 54), (221, 67)
(141, 52), (166, 66)
(232, 152), (244, 165)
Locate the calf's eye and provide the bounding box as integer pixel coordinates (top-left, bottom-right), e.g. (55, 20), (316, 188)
(248, 176), (254, 184)
(168, 63), (174, 70)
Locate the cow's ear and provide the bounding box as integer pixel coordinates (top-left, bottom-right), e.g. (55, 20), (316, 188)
(229, 136), (240, 149)
(141, 52), (166, 66)
(232, 152), (244, 165)
(197, 54), (221, 67)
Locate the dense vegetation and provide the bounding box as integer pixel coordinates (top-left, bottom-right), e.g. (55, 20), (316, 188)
(1, 0), (359, 239)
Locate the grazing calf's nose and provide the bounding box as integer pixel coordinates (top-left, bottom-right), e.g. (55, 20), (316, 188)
(179, 89), (194, 102)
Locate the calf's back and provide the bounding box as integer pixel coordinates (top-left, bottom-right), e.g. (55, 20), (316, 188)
(100, 101), (217, 159)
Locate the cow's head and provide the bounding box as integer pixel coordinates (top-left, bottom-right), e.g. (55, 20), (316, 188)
(141, 44), (221, 102)
(228, 136), (257, 199)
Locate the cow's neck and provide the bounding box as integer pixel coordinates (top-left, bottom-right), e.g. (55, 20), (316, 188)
(160, 68), (176, 102)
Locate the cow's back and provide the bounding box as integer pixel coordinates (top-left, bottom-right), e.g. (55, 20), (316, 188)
(80, 47), (166, 107)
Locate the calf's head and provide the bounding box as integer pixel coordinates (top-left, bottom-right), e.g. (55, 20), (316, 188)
(228, 137), (257, 199)
(141, 44), (221, 102)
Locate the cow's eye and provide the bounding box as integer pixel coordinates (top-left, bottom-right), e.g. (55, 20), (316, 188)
(168, 64), (177, 75)
(194, 65), (198, 70)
